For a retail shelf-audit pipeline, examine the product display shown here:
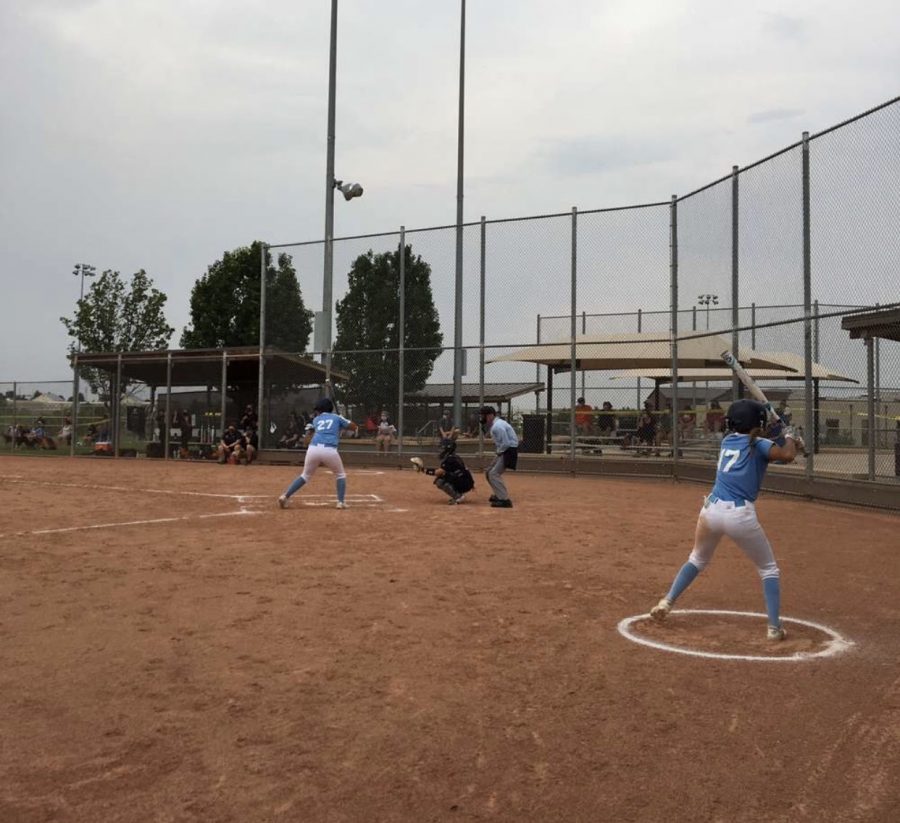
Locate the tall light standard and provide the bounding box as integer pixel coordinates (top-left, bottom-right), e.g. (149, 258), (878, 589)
(697, 293), (719, 331)
(697, 294), (719, 420)
(72, 263), (97, 352)
(320, 0), (364, 379)
(452, 0), (466, 428)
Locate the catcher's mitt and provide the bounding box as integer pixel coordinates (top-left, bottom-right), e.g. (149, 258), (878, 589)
(410, 457), (425, 473)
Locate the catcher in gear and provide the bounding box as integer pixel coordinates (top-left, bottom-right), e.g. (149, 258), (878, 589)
(410, 440), (475, 505)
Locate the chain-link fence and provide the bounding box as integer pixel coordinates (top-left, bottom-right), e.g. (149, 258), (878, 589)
(6, 97), (900, 496)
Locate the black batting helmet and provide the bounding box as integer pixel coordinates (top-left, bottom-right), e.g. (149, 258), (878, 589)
(313, 397), (334, 414)
(725, 399), (767, 433)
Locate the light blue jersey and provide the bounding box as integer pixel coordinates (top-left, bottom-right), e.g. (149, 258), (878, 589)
(710, 433), (773, 503)
(488, 417), (518, 453)
(309, 412), (351, 447)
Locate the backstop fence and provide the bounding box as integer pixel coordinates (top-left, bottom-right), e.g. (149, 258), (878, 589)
(3, 97), (899, 497)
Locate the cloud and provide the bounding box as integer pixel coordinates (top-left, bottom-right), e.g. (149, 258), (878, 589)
(748, 108), (805, 125)
(762, 13), (808, 40)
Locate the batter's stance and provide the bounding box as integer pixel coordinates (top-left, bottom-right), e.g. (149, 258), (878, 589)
(278, 398), (358, 510)
(480, 405), (519, 509)
(649, 399), (803, 641)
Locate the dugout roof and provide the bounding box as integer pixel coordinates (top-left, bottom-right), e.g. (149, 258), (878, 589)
(74, 347), (348, 387)
(841, 306), (900, 343)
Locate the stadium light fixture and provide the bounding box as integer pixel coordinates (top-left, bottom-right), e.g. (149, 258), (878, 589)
(334, 179), (364, 201)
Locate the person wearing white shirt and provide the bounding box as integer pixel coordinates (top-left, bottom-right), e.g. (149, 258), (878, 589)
(480, 405), (519, 509)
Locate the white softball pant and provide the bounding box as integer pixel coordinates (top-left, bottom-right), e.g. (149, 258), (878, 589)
(300, 444), (347, 481)
(689, 499), (779, 580)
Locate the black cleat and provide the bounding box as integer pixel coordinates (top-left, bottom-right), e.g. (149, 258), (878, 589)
(490, 499), (513, 508)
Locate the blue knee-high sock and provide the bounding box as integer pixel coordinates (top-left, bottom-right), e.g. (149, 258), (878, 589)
(763, 576), (781, 627)
(665, 562), (701, 603)
(336, 477), (346, 503)
(284, 476), (306, 499)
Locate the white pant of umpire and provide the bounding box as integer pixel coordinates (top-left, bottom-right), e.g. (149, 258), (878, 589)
(485, 453), (510, 501)
(690, 497), (779, 580)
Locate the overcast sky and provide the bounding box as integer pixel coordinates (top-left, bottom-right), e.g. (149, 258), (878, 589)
(2, 0), (899, 383)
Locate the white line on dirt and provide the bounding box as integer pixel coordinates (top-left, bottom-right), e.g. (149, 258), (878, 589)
(617, 609), (855, 662)
(1, 509), (260, 539)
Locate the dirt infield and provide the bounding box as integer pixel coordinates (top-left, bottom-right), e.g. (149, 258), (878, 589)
(1, 456), (899, 823)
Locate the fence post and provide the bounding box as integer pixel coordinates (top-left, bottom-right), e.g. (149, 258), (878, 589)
(220, 351), (227, 449)
(164, 353), (172, 460)
(479, 216), (486, 459)
(569, 206), (578, 464)
(670, 195), (679, 474)
(751, 302), (756, 349)
(802, 131), (814, 480)
(11, 381), (16, 453)
(71, 355), (80, 456)
(731, 165), (740, 402)
(813, 298), (821, 454)
(535, 314), (541, 414)
(866, 335), (875, 480)
(114, 353), (123, 458)
(397, 227), (405, 456)
(258, 243), (267, 449)
(636, 308), (642, 412)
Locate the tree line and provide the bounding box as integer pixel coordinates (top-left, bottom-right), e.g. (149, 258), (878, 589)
(60, 241), (443, 414)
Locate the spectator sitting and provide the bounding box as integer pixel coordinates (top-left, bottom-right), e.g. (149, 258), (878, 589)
(83, 423), (98, 447)
(575, 397), (593, 436)
(31, 418), (57, 449)
(596, 401), (618, 437)
(375, 410), (397, 453)
(679, 407), (696, 439)
(776, 400), (793, 425)
(364, 413), (378, 437)
(635, 407), (657, 454)
(240, 404), (258, 431)
(278, 412), (302, 449)
(217, 424), (246, 464)
(657, 404), (673, 449)
(244, 424), (259, 464)
(705, 401), (725, 440)
(58, 416), (73, 447)
(466, 410), (480, 438)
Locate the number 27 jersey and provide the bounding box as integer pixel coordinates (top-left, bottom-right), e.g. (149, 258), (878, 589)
(710, 432), (773, 503)
(310, 413), (351, 448)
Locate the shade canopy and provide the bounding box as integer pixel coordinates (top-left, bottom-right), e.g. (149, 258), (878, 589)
(489, 333), (796, 372)
(610, 352), (857, 384)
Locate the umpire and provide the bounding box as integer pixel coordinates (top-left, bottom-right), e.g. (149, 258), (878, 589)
(480, 406), (518, 509)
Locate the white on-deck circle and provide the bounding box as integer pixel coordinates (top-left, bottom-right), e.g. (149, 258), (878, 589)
(617, 609), (854, 662)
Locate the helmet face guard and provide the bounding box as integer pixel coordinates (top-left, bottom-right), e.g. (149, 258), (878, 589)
(439, 439), (457, 460)
(725, 399), (767, 433)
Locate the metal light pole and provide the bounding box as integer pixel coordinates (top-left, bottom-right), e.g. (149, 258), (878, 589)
(452, 0), (466, 427)
(697, 294), (719, 422)
(321, 0), (339, 378)
(72, 263), (97, 352)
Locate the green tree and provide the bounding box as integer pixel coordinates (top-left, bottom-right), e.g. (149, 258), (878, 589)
(333, 244), (443, 414)
(60, 268), (174, 398)
(180, 241), (313, 352)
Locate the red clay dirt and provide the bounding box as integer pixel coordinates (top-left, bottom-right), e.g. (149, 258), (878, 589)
(1, 455), (899, 822)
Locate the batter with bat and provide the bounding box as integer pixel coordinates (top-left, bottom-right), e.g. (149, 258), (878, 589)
(277, 397), (358, 510)
(649, 397), (805, 641)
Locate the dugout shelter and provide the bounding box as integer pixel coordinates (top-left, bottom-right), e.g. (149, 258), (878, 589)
(71, 347), (347, 459)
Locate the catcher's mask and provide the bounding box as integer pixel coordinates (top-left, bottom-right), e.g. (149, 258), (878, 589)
(439, 439), (457, 460)
(313, 397), (334, 414)
(725, 399), (767, 433)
